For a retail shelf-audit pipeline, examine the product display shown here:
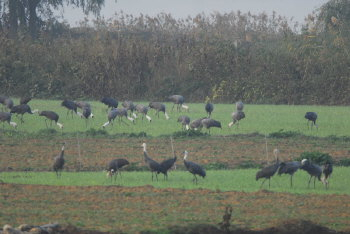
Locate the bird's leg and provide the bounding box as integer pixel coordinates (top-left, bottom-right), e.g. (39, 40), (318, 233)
(155, 172), (158, 181)
(260, 179), (267, 188)
(308, 175), (312, 188)
(151, 172), (154, 181)
(290, 175), (293, 188)
(66, 110), (69, 119)
(44, 119), (48, 128)
(171, 104), (175, 112)
(120, 118), (129, 126)
(21, 115), (24, 123)
(268, 178), (271, 189)
(313, 176), (316, 189)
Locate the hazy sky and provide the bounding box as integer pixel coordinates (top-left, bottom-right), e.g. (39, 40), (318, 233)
(60, 0), (329, 26)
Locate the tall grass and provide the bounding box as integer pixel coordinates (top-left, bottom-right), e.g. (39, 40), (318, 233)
(2, 99), (350, 138)
(1, 167), (349, 195)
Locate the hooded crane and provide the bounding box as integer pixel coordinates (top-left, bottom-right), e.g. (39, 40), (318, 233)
(169, 95), (185, 112)
(61, 100), (78, 118)
(300, 159), (322, 188)
(10, 104), (34, 123)
(190, 117), (207, 130)
(149, 102), (169, 120)
(20, 97), (32, 105)
(53, 143), (65, 178)
(278, 161), (301, 188)
(0, 112), (17, 129)
(159, 156), (177, 180)
(122, 101), (136, 118)
(201, 118), (221, 134)
(102, 108), (134, 128)
(305, 112), (318, 129)
(256, 149), (280, 188)
(38, 111), (63, 129)
(135, 104), (152, 122)
(205, 102), (214, 118)
(183, 150), (206, 184)
(142, 143), (162, 181)
(236, 101), (244, 111)
(229, 111), (245, 128)
(75, 101), (94, 118)
(177, 115), (190, 130)
(101, 97), (118, 111)
(3, 98), (14, 110)
(322, 161), (333, 189)
(106, 158), (130, 181)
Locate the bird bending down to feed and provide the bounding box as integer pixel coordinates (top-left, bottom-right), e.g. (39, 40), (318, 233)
(106, 158), (130, 181)
(169, 95), (185, 112)
(38, 111), (63, 129)
(300, 159), (322, 188)
(101, 97), (118, 111)
(0, 112), (17, 129)
(322, 161), (333, 189)
(122, 101), (136, 118)
(61, 100), (77, 118)
(142, 143), (162, 181)
(278, 161), (301, 188)
(10, 104), (34, 123)
(135, 104), (152, 122)
(149, 102), (169, 120)
(190, 117), (207, 130)
(305, 112), (318, 129)
(20, 97), (32, 105)
(256, 148), (280, 188)
(201, 118), (221, 134)
(229, 111), (245, 128)
(177, 115), (190, 130)
(183, 150), (206, 184)
(53, 143), (65, 178)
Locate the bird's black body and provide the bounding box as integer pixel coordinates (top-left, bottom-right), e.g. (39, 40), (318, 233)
(256, 159), (280, 188)
(135, 104), (150, 121)
(229, 111), (245, 128)
(177, 115), (190, 130)
(39, 111), (59, 127)
(122, 101), (136, 115)
(0, 112), (11, 124)
(205, 103), (214, 117)
(300, 159), (322, 188)
(305, 112), (318, 129)
(3, 98), (13, 110)
(53, 144), (65, 178)
(108, 108), (133, 125)
(236, 101), (244, 111)
(20, 97), (32, 105)
(169, 95), (184, 112)
(278, 161), (301, 187)
(190, 117), (206, 130)
(61, 100), (78, 118)
(82, 106), (92, 119)
(101, 97), (118, 109)
(142, 143), (162, 181)
(201, 118), (221, 133)
(183, 151), (206, 184)
(10, 104), (33, 123)
(322, 161), (333, 189)
(0, 96), (7, 104)
(75, 101), (91, 109)
(149, 102), (166, 117)
(106, 158), (129, 181)
(159, 156), (177, 180)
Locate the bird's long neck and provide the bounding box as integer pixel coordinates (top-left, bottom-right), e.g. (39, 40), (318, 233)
(60, 145), (65, 158)
(183, 152), (188, 160)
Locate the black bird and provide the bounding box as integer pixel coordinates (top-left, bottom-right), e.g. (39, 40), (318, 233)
(322, 161), (333, 189)
(61, 100), (78, 118)
(300, 159), (322, 188)
(149, 102), (169, 119)
(101, 97), (118, 111)
(278, 161), (301, 188)
(53, 143), (65, 178)
(229, 111), (245, 128)
(190, 117), (206, 130)
(3, 98), (14, 110)
(20, 97), (32, 105)
(256, 149), (280, 188)
(201, 118), (221, 134)
(0, 95), (7, 105)
(135, 104), (151, 122)
(0, 112), (17, 129)
(39, 111), (63, 129)
(205, 102), (214, 117)
(183, 150), (206, 184)
(236, 101), (244, 111)
(10, 104), (34, 123)
(106, 158), (130, 181)
(75, 101), (91, 109)
(305, 112), (318, 129)
(142, 143), (162, 181)
(169, 95), (184, 112)
(177, 115), (190, 130)
(159, 156), (177, 180)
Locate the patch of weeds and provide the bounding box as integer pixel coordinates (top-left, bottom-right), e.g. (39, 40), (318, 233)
(35, 128), (58, 136)
(128, 131), (147, 138)
(296, 151), (333, 165)
(236, 160), (261, 169)
(203, 162), (228, 170)
(269, 129), (301, 138)
(337, 158), (350, 166)
(124, 163), (147, 171)
(85, 128), (108, 136)
(171, 130), (207, 138)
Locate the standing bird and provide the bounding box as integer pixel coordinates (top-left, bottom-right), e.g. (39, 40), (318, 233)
(61, 100), (78, 118)
(106, 158), (130, 181)
(236, 101), (244, 111)
(38, 111), (63, 129)
(10, 104), (34, 123)
(229, 111), (245, 128)
(0, 112), (17, 129)
(159, 156), (177, 180)
(177, 115), (190, 130)
(149, 102), (169, 120)
(205, 102), (214, 118)
(201, 118), (221, 134)
(169, 95), (185, 112)
(135, 104), (152, 122)
(322, 161), (333, 189)
(256, 149), (280, 188)
(300, 159), (322, 188)
(20, 97), (32, 105)
(183, 151), (206, 184)
(277, 161), (301, 188)
(142, 143), (162, 181)
(305, 112), (318, 129)
(53, 143), (65, 178)
(101, 97), (118, 111)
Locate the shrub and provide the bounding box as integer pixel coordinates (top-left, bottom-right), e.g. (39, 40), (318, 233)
(296, 151), (333, 165)
(269, 129), (300, 138)
(203, 162), (228, 170)
(337, 158), (350, 166)
(236, 160), (261, 169)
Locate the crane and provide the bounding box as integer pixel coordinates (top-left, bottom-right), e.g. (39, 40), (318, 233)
(256, 149), (280, 188)
(277, 161), (301, 188)
(61, 100), (78, 118)
(228, 111), (245, 128)
(101, 97), (118, 111)
(135, 104), (151, 122)
(142, 143), (162, 181)
(169, 95), (185, 112)
(53, 143), (65, 178)
(305, 112), (318, 129)
(322, 161), (333, 189)
(0, 112), (17, 129)
(201, 118), (221, 134)
(106, 158), (130, 181)
(205, 102), (214, 117)
(183, 150), (206, 184)
(149, 102), (169, 119)
(177, 115), (190, 130)
(10, 104), (34, 123)
(300, 159), (322, 188)
(38, 111), (63, 129)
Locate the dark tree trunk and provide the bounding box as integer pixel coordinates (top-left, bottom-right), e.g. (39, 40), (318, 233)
(9, 0), (18, 38)
(28, 0), (40, 39)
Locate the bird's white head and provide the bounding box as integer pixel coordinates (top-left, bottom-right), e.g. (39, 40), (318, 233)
(142, 143), (147, 151)
(57, 122), (64, 129)
(183, 150), (188, 160)
(9, 121), (17, 128)
(301, 159), (308, 165)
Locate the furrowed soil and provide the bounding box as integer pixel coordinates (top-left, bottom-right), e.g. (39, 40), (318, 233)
(1, 135), (350, 233)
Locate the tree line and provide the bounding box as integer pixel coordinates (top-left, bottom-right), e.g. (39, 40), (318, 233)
(0, 0), (349, 105)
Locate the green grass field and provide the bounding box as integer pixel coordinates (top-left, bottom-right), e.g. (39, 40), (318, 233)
(2, 98), (350, 138)
(1, 167), (349, 195)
